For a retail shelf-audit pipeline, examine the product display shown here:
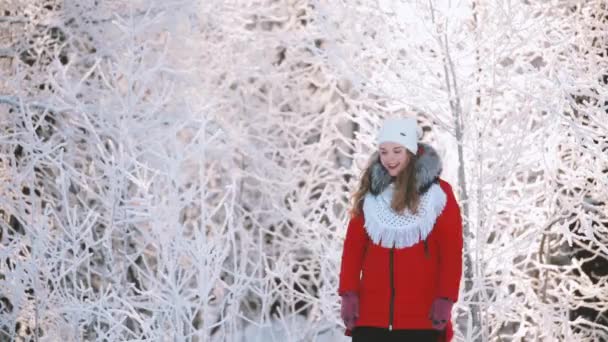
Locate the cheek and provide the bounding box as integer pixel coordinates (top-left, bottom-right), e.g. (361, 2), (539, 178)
(396, 155), (409, 171)
(379, 155), (388, 166)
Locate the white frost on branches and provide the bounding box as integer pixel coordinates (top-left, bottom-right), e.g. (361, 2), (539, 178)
(0, 0), (606, 341)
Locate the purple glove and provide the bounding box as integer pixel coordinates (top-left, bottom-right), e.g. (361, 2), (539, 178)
(429, 297), (453, 330)
(340, 291), (359, 330)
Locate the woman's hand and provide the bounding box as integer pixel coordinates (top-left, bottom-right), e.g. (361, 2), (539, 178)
(340, 291), (359, 330)
(429, 297), (453, 330)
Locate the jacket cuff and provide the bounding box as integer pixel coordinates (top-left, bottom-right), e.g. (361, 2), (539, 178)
(338, 289), (358, 296)
(340, 291), (358, 298)
(437, 292), (458, 303)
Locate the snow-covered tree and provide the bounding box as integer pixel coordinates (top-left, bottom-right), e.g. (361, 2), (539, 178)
(1, 0), (606, 341)
(316, 0), (608, 340)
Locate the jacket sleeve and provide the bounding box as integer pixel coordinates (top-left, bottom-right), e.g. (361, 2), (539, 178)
(338, 212), (369, 295)
(436, 181), (464, 302)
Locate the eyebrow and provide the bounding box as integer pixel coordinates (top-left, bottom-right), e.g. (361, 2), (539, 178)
(380, 147), (403, 151)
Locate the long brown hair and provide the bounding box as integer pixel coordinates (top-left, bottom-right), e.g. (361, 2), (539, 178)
(349, 150), (420, 217)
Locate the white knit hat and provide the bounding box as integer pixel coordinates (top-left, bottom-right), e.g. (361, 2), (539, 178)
(376, 117), (418, 155)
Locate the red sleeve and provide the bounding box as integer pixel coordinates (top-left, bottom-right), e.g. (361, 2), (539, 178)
(436, 181), (464, 302)
(338, 212), (369, 295)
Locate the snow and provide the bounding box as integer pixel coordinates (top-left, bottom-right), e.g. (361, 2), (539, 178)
(1, 0), (607, 340)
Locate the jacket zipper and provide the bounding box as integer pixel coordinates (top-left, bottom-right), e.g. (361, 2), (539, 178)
(388, 247), (395, 330)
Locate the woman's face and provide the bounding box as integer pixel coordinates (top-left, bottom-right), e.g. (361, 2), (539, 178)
(379, 142), (410, 177)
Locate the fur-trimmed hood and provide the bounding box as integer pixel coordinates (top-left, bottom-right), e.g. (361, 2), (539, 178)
(368, 142), (443, 195)
(362, 142), (447, 249)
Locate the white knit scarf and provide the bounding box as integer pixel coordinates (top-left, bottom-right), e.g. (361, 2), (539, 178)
(362, 182), (447, 248)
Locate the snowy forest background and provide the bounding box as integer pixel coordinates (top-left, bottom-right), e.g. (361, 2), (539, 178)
(0, 0), (607, 341)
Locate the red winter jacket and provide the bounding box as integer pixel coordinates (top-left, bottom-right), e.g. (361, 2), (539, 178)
(338, 179), (463, 341)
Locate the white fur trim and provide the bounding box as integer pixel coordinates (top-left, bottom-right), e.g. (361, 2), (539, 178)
(362, 183), (447, 248)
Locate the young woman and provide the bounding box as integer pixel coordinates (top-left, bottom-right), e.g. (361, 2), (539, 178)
(338, 117), (463, 342)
